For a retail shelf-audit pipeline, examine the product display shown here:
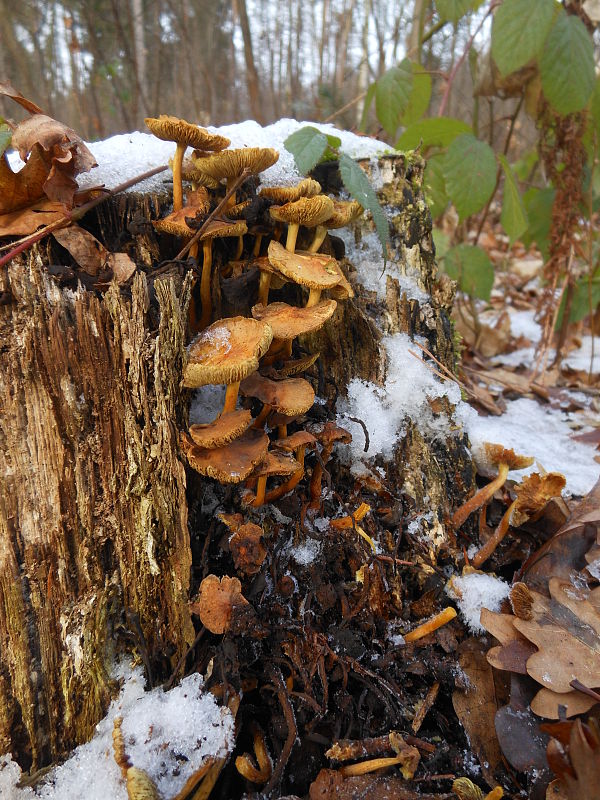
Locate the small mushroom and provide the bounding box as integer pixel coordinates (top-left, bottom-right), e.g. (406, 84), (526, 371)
(262, 351), (320, 379)
(265, 430), (317, 502)
(190, 574), (250, 634)
(192, 147), (279, 210)
(243, 449), (300, 507)
(144, 115), (229, 211)
(308, 422), (352, 507)
(471, 471), (566, 568)
(229, 522), (267, 575)
(240, 371), (315, 435)
(451, 444), (534, 530)
(308, 199), (363, 253)
(181, 428), (269, 483)
(252, 299), (337, 361)
(259, 177), (321, 203)
(267, 240), (342, 307)
(269, 195), (334, 253)
(235, 723), (272, 784)
(184, 316), (273, 415)
(189, 409), (253, 449)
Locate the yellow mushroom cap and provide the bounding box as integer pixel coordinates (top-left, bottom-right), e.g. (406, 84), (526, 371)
(262, 352), (320, 379)
(183, 316), (273, 388)
(249, 450), (300, 480)
(189, 409), (253, 449)
(240, 372), (315, 416)
(180, 429), (269, 483)
(259, 178), (322, 203)
(267, 241), (342, 291)
(477, 443), (535, 476)
(269, 195), (335, 228)
(199, 217), (248, 241)
(193, 147), (279, 181)
(251, 299), (337, 340)
(273, 430), (317, 452)
(191, 574), (250, 634)
(144, 115), (230, 151)
(509, 471), (566, 528)
(323, 199), (364, 229)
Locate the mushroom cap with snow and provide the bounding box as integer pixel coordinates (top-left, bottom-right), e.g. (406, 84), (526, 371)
(183, 316), (273, 389)
(267, 241), (342, 292)
(251, 299), (337, 340)
(144, 115), (230, 151)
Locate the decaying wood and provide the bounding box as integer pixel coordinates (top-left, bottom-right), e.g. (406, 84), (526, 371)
(0, 153), (474, 773)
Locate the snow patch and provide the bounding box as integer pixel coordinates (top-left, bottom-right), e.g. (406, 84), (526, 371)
(446, 572), (511, 635)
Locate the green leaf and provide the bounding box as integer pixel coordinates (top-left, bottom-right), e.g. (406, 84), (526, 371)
(424, 155), (448, 220)
(591, 77), (600, 136)
(491, 0), (555, 77)
(0, 125), (11, 159)
(444, 244), (494, 300)
(401, 63), (432, 126)
(338, 153), (389, 256)
(396, 117), (472, 150)
(359, 82), (377, 132)
(556, 269), (600, 328)
(498, 154), (528, 244)
(284, 126), (329, 174)
(436, 0), (483, 23)
(539, 10), (595, 116)
(375, 60), (413, 138)
(522, 187), (554, 260)
(432, 228), (450, 260)
(442, 134), (497, 221)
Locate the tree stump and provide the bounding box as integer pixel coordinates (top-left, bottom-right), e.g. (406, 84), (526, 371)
(0, 154), (473, 772)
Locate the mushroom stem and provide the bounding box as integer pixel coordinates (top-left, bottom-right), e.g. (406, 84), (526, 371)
(199, 240), (213, 329)
(251, 475), (268, 507)
(340, 756), (409, 777)
(235, 235), (244, 261)
(264, 446), (306, 503)
(172, 141), (187, 212)
(471, 498), (518, 568)
(225, 178), (237, 211)
(308, 225), (328, 253)
(451, 463), (510, 529)
(403, 607), (457, 643)
(285, 223), (300, 252)
(309, 442), (334, 507)
(306, 288), (322, 307)
(277, 424), (288, 438)
(223, 381), (241, 414)
(253, 234), (263, 257)
(252, 404), (272, 429)
(258, 272), (272, 306)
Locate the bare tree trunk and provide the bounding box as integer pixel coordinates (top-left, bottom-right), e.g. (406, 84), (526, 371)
(131, 0), (148, 121)
(232, 0), (265, 124)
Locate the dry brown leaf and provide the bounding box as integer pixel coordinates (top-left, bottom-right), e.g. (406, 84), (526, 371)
(451, 638), (503, 786)
(0, 199), (67, 236)
(106, 252), (137, 284)
(530, 686), (598, 719)
(12, 114), (96, 175)
(0, 146), (54, 213)
(53, 225), (108, 275)
(547, 719), (600, 800)
(0, 80), (44, 114)
(309, 768), (451, 800)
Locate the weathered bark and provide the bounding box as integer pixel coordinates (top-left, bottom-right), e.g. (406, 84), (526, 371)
(0, 153), (473, 770)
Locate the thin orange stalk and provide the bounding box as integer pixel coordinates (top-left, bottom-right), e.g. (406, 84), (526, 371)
(404, 607), (457, 643)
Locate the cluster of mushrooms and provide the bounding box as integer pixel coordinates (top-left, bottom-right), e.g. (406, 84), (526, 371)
(145, 115), (360, 514)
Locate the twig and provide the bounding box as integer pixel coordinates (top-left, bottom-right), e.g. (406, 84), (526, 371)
(263, 665), (297, 794)
(175, 167), (251, 260)
(0, 165), (168, 268)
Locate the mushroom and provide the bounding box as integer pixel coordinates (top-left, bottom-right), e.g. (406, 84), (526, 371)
(269, 195), (334, 253)
(471, 471), (566, 568)
(451, 444), (534, 530)
(262, 351), (320, 379)
(259, 177), (321, 203)
(308, 421), (352, 507)
(254, 254), (289, 307)
(235, 723), (272, 784)
(239, 371), (315, 436)
(192, 147), (279, 210)
(228, 522), (267, 576)
(267, 240), (342, 307)
(189, 409), (253, 449)
(180, 428), (269, 483)
(144, 115), (230, 212)
(197, 218), (248, 329)
(243, 449), (300, 507)
(252, 299), (337, 361)
(265, 430), (317, 502)
(183, 316), (273, 416)
(308, 199), (363, 253)
(190, 574), (250, 634)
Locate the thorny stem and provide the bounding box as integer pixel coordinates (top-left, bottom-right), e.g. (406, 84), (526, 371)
(0, 165), (168, 268)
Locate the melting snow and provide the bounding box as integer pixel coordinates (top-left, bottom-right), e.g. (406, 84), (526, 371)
(446, 572), (511, 634)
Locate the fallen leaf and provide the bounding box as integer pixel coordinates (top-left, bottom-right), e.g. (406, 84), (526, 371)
(0, 146), (54, 213)
(53, 225), (108, 276)
(106, 252), (137, 285)
(12, 114), (96, 175)
(0, 199), (67, 236)
(0, 80), (44, 114)
(547, 719), (600, 800)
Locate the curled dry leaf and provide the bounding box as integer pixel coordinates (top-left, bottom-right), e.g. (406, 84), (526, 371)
(0, 80), (44, 114)
(0, 198), (67, 236)
(190, 574), (250, 634)
(547, 719), (600, 800)
(229, 523), (267, 575)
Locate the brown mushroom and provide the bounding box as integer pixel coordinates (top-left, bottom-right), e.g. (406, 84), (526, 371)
(190, 574), (250, 634)
(308, 199), (363, 253)
(144, 116), (230, 212)
(243, 450), (300, 507)
(180, 429), (269, 483)
(471, 471), (566, 568)
(451, 444), (534, 530)
(259, 177), (321, 203)
(265, 430), (317, 502)
(262, 351), (320, 379)
(269, 195), (334, 253)
(189, 409), (253, 449)
(267, 240), (342, 307)
(192, 147), (279, 210)
(252, 299), (337, 360)
(184, 316), (273, 416)
(229, 522), (267, 576)
(239, 371), (315, 435)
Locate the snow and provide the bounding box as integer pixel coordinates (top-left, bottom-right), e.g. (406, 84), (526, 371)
(0, 666), (234, 799)
(7, 118), (389, 195)
(337, 332), (462, 473)
(189, 384), (227, 424)
(446, 572), (511, 634)
(464, 397), (599, 497)
(562, 336), (600, 373)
